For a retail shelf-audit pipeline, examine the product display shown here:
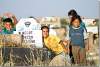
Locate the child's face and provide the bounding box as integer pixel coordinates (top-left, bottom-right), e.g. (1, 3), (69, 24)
(72, 19), (80, 27)
(42, 28), (49, 38)
(4, 22), (12, 30)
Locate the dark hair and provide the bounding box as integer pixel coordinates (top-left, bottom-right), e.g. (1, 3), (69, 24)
(68, 9), (77, 17)
(3, 18), (14, 27)
(41, 26), (49, 32)
(3, 18), (12, 22)
(70, 15), (82, 25)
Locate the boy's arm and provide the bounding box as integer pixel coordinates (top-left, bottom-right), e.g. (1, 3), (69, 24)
(67, 40), (70, 54)
(83, 29), (89, 51)
(65, 26), (71, 54)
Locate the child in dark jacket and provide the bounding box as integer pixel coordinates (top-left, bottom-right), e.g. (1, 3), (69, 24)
(66, 15), (86, 66)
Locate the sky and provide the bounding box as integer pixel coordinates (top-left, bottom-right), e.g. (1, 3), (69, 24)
(0, 0), (99, 19)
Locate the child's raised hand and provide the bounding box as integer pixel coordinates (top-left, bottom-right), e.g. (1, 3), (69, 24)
(3, 12), (14, 18)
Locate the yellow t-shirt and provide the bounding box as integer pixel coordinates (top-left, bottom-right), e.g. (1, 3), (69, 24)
(44, 35), (64, 55)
